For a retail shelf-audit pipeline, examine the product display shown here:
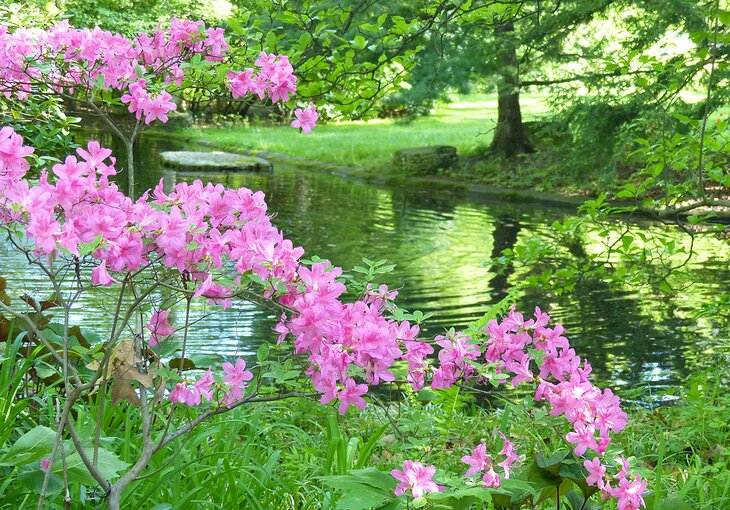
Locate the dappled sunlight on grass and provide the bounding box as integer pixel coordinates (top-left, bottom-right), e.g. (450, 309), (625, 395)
(179, 93), (550, 168)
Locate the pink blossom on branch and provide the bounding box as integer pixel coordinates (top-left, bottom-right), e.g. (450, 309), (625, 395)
(142, 90), (177, 124)
(391, 461), (443, 498)
(0, 22), (315, 131)
(291, 103), (319, 134)
(91, 260), (119, 287)
(461, 443), (491, 477)
(145, 309), (174, 346)
(222, 359), (253, 389)
(336, 378), (368, 414)
(584, 457), (607, 489)
(481, 467), (500, 489)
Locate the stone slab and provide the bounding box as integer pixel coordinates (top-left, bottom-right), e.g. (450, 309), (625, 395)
(394, 145), (458, 175)
(160, 151), (272, 172)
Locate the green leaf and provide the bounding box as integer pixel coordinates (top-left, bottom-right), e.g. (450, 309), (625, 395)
(63, 446), (128, 484)
(321, 468), (395, 510)
(79, 234), (104, 257)
(412, 497), (427, 508)
(559, 462), (597, 499)
(336, 486), (391, 510)
(257, 343), (270, 363)
(322, 467), (395, 493)
(536, 450), (570, 473)
(1, 426), (56, 466)
(427, 487), (492, 503)
(515, 459), (561, 492)
(658, 498), (694, 510)
(351, 35), (367, 50)
(564, 490), (600, 510)
(168, 357), (196, 371)
(19, 469), (63, 496)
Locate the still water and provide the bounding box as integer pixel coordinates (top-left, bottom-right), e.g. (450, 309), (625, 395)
(2, 132), (728, 398)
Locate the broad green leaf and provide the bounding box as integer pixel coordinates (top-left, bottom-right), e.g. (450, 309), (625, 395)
(536, 450), (570, 473)
(19, 468), (63, 496)
(63, 447), (128, 484)
(2, 426), (56, 465)
(336, 485), (391, 510)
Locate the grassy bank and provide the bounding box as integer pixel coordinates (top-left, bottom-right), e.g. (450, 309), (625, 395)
(111, 371), (730, 509)
(173, 93), (550, 172)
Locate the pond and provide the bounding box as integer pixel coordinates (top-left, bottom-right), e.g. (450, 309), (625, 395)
(2, 131), (728, 400)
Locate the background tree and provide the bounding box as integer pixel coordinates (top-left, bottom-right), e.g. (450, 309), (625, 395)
(385, 0), (720, 160)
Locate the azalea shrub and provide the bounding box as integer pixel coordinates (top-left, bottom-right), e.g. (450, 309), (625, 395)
(0, 16), (645, 510)
(0, 16), (317, 196)
(0, 124), (646, 509)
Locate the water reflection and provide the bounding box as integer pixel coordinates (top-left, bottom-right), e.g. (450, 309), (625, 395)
(1, 132), (727, 398)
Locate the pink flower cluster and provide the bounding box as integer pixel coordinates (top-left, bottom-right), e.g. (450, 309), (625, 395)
(1, 129), (643, 509)
(0, 18), (221, 109)
(584, 457), (647, 510)
(168, 359), (254, 407)
(276, 268), (425, 414)
(0, 128), (405, 414)
(0, 21), (316, 131)
(0, 131), (306, 284)
(461, 433), (520, 489)
(227, 52), (298, 103)
(0, 127), (34, 181)
(291, 103), (319, 134)
(431, 329), (480, 389)
(121, 80), (177, 124)
(418, 308), (628, 457)
(404, 307), (643, 509)
(391, 461), (443, 498)
(144, 310), (175, 346)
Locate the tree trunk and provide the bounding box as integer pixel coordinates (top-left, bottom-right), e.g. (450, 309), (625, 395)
(126, 140), (136, 199)
(490, 21), (534, 157)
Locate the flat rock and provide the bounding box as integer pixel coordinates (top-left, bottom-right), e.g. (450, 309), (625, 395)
(160, 151), (272, 172)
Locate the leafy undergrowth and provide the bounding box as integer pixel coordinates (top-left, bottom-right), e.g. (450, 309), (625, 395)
(99, 372), (730, 508)
(618, 370), (730, 510)
(2, 335), (726, 509)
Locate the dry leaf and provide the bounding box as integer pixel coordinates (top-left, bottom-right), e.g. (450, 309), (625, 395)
(86, 339), (158, 406)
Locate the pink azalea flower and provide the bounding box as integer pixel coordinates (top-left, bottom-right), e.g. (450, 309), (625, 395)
(26, 210), (60, 255)
(145, 309), (174, 346)
(337, 378), (368, 414)
(91, 260), (119, 286)
(76, 140), (112, 168)
(462, 443), (490, 477)
(391, 460), (443, 498)
(204, 27), (228, 59)
(222, 359), (253, 388)
(228, 69), (262, 99)
(507, 354), (534, 386)
(291, 104), (318, 134)
(498, 433), (520, 479)
(481, 466), (501, 488)
(142, 90), (177, 124)
(191, 369), (215, 404)
(566, 422), (598, 457)
(611, 475), (647, 510)
(169, 383), (193, 405)
(584, 457), (606, 488)
(222, 385), (243, 407)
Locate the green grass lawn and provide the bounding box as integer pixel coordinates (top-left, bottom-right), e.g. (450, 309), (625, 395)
(175, 93), (550, 170)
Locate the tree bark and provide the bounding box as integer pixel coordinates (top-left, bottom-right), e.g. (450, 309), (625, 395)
(490, 21), (534, 157)
(126, 140), (135, 199)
